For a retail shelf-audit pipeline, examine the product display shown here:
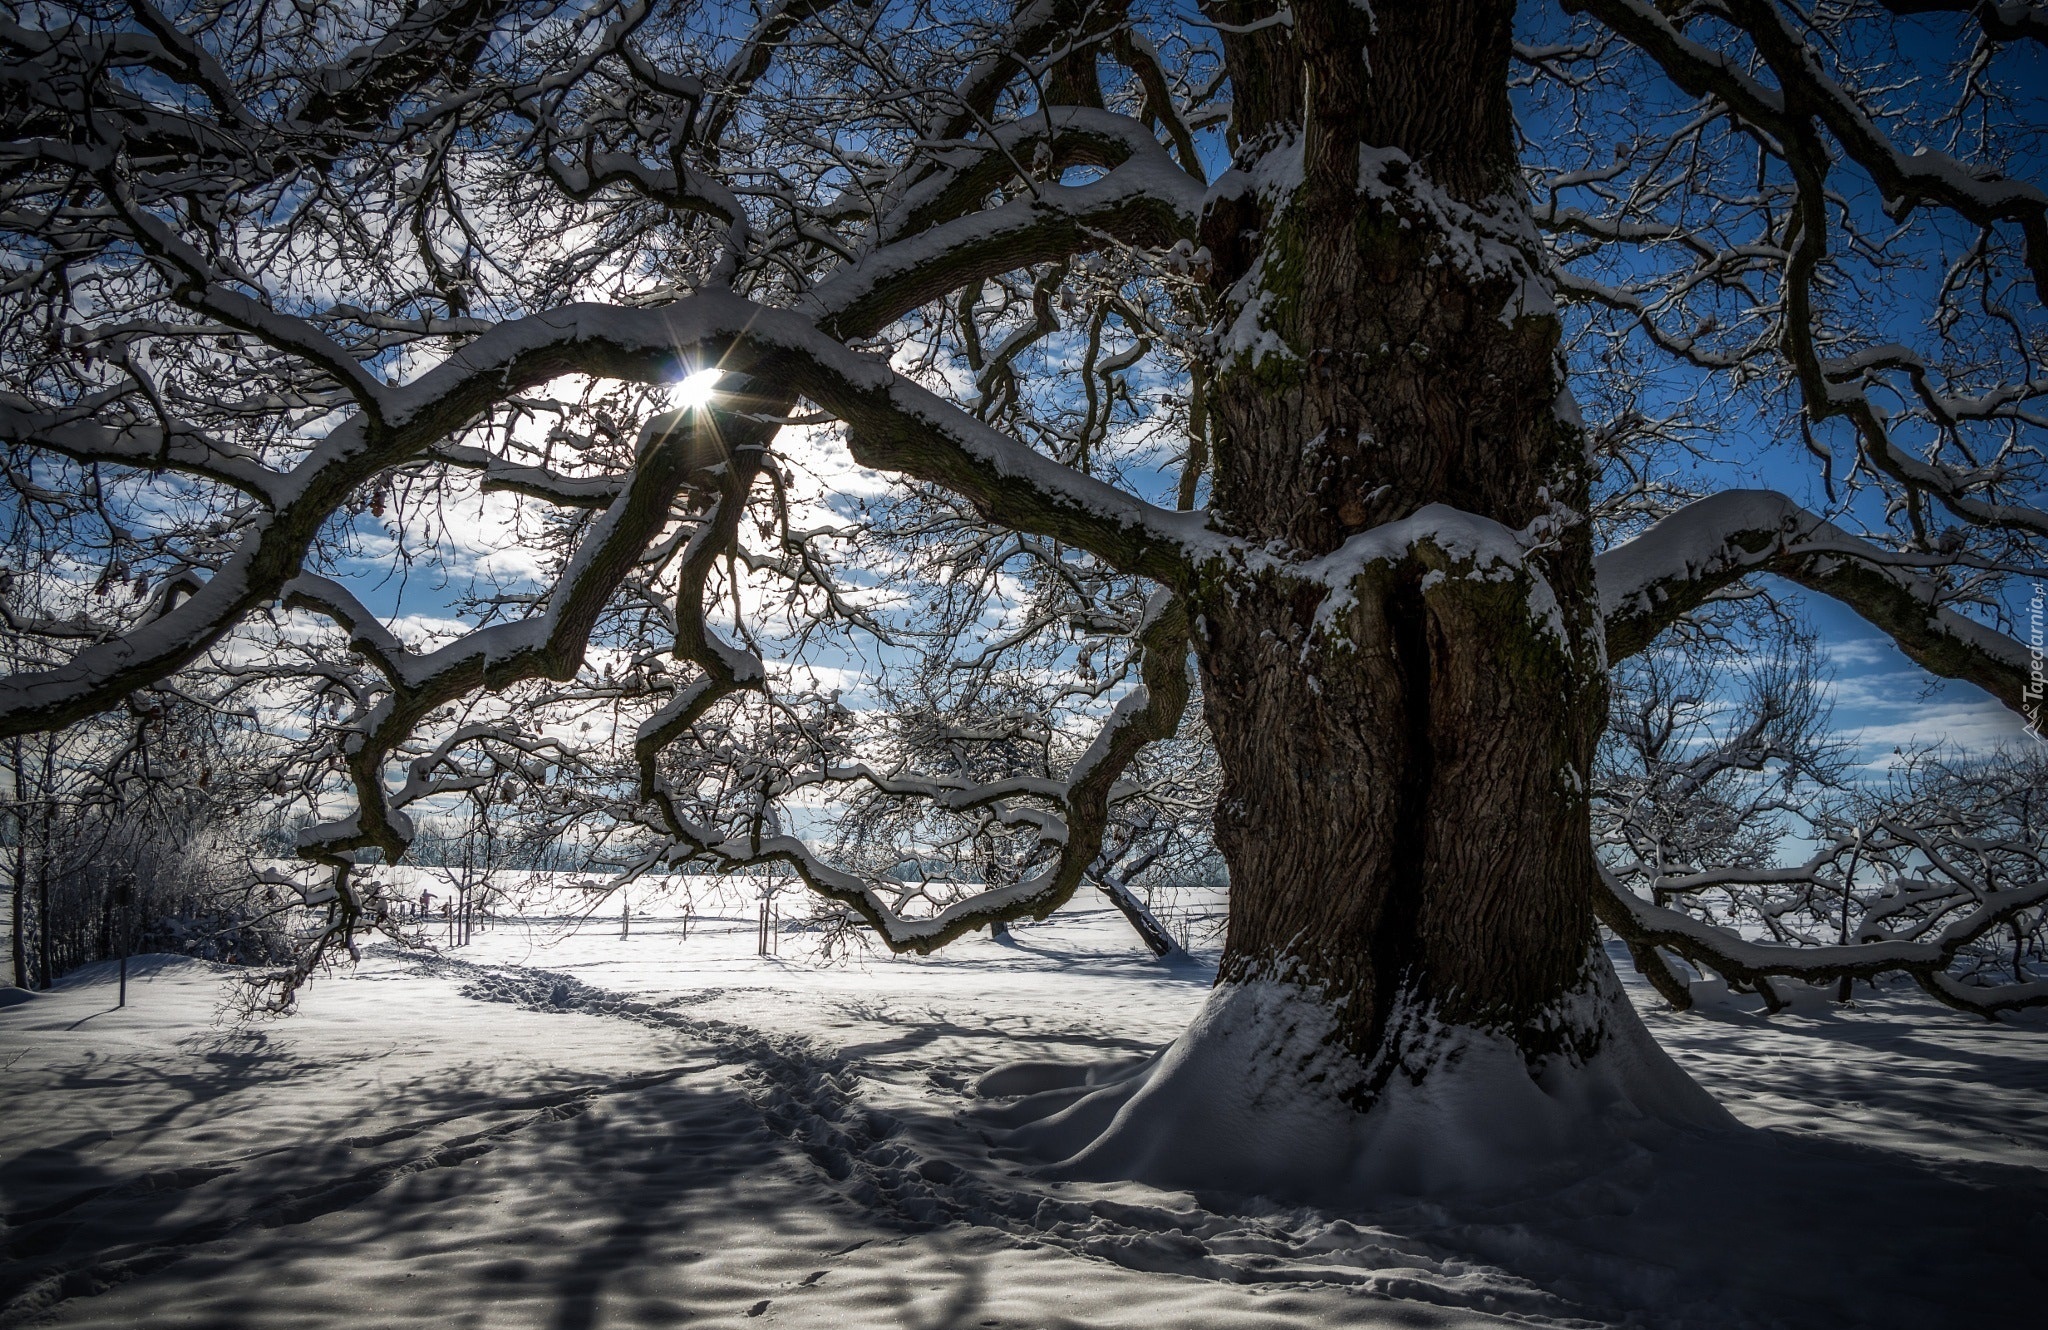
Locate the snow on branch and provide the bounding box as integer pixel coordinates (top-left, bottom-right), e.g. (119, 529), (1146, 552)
(0, 393), (284, 504)
(428, 443), (627, 509)
(0, 291), (1219, 738)
(1597, 490), (2034, 717)
(2, 0), (1223, 750)
(1549, 0), (2048, 543)
(298, 413), (751, 861)
(809, 133), (1203, 342)
(1571, 0), (2048, 279)
(1597, 851), (2048, 1017)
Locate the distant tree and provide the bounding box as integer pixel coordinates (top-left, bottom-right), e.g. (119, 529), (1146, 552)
(1597, 612), (2048, 1013)
(3, 0), (2043, 1177)
(2, 691), (289, 986)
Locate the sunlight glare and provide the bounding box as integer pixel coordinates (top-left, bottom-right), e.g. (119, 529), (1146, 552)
(676, 367), (724, 410)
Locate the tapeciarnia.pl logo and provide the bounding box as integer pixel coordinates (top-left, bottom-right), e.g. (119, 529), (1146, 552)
(2027, 582), (2046, 742)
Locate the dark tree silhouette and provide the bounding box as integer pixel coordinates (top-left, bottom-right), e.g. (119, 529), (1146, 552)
(3, 0), (2042, 1182)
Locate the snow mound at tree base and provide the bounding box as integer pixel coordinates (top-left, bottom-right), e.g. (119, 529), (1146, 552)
(981, 965), (1733, 1204)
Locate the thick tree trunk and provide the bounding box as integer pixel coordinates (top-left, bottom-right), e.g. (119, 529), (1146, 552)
(1194, 0), (1604, 1067)
(1003, 0), (1727, 1197)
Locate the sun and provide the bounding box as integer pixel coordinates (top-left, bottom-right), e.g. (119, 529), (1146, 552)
(675, 367), (723, 410)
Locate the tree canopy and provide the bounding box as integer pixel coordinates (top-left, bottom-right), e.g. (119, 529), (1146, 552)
(2, 0), (2044, 1018)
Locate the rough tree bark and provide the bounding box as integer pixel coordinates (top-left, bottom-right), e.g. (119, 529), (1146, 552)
(1196, 0), (1603, 1071)
(1001, 3), (1723, 1196)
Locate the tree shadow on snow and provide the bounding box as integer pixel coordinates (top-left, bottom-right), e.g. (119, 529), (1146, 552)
(1664, 1005), (2048, 1093)
(13, 952), (2043, 1330)
(950, 1042), (2047, 1329)
(1419, 1116), (2048, 1328)
(0, 1055), (831, 1329)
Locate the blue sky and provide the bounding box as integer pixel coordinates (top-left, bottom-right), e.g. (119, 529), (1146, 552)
(1781, 580), (2037, 774)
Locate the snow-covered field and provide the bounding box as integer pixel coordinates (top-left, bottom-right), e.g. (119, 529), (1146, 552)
(3, 886), (2045, 1329)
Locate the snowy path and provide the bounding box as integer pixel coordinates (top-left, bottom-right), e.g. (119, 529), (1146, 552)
(3, 903), (2045, 1328)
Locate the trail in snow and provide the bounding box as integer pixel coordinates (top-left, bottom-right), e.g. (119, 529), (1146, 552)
(435, 947), (2048, 1329)
(444, 952), (1604, 1322)
(3, 895), (2046, 1328)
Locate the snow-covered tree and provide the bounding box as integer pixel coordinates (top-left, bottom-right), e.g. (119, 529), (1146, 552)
(3, 0), (2043, 1187)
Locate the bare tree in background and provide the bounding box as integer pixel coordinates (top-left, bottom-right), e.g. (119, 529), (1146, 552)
(1599, 637), (2048, 1016)
(1, 688), (290, 988)
(3, 0), (2044, 1177)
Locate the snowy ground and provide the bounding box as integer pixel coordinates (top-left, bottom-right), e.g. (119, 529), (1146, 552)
(3, 887), (2045, 1329)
